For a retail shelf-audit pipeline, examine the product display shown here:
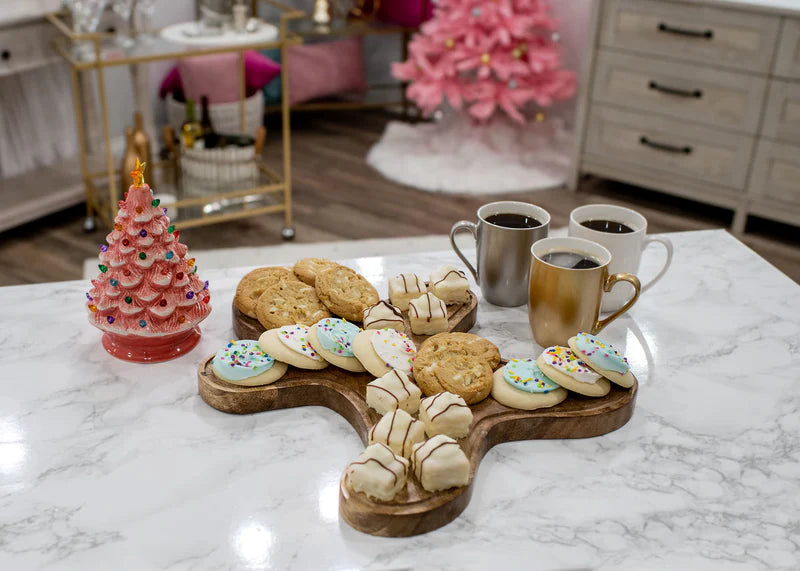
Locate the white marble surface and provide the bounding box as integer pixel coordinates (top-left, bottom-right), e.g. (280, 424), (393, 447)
(1, 229), (799, 569)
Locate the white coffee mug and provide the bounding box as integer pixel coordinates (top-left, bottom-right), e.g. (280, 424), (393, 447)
(568, 204), (673, 312)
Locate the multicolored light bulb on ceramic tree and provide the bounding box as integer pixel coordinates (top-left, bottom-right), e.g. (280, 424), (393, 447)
(85, 159), (212, 362)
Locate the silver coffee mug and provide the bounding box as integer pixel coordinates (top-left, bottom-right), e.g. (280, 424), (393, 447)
(450, 201), (550, 307)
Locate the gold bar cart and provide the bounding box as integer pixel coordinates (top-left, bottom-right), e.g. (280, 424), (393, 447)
(47, 0), (304, 238)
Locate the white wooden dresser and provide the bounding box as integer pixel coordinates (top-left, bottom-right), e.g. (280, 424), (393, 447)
(571, 0), (800, 233)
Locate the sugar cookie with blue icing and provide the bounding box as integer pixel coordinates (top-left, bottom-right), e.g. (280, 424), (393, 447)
(568, 332), (635, 388)
(258, 325), (328, 370)
(307, 317), (366, 372)
(212, 339), (288, 386)
(491, 358), (568, 410)
(537, 345), (610, 397)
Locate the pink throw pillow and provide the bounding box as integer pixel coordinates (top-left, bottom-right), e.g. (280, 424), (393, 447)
(288, 37), (367, 105)
(176, 51), (281, 104)
(159, 66), (183, 99)
(378, 0), (433, 27)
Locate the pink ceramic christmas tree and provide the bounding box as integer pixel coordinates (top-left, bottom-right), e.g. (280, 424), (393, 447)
(86, 160), (211, 362)
(393, 0), (575, 123)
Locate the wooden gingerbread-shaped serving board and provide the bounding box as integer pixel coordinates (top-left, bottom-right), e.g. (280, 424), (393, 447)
(199, 291), (637, 537)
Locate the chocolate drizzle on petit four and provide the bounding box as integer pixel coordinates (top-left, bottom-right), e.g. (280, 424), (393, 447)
(348, 445), (406, 486)
(365, 300), (404, 326)
(370, 409), (418, 458)
(425, 392), (469, 422)
(409, 292), (440, 323)
(415, 440), (462, 478)
(432, 269), (467, 287)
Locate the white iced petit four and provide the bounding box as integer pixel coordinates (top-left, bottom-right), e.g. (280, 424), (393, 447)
(429, 265), (470, 305)
(388, 273), (425, 310)
(419, 391), (473, 438)
(411, 434), (470, 492)
(368, 408), (426, 459)
(363, 300), (405, 332)
(344, 442), (409, 501)
(366, 369), (422, 415)
(408, 292), (448, 335)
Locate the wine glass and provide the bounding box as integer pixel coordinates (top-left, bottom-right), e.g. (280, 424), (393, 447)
(111, 0), (135, 47)
(70, 0), (109, 60)
(137, 0), (157, 39)
(74, 0), (108, 33)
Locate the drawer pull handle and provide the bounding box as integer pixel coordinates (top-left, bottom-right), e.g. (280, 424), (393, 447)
(640, 136), (692, 155)
(1, 50), (9, 61)
(657, 22), (714, 40)
(648, 81), (702, 99)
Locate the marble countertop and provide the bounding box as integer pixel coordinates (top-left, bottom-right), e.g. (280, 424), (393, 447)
(1, 229), (799, 569)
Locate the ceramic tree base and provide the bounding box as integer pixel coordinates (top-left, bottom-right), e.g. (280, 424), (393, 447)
(102, 327), (202, 363)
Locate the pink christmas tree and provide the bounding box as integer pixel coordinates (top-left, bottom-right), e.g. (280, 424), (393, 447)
(393, 0), (576, 123)
(86, 160), (211, 362)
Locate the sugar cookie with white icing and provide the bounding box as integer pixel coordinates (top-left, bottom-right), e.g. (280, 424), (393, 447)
(537, 345), (610, 397)
(408, 292), (448, 336)
(352, 328), (416, 377)
(344, 442), (409, 502)
(368, 409), (426, 459)
(429, 265), (470, 305)
(568, 332), (636, 388)
(363, 300), (405, 332)
(307, 317), (366, 372)
(211, 339), (288, 386)
(411, 435), (470, 492)
(388, 273), (425, 310)
(366, 369), (422, 415)
(491, 358), (568, 410)
(419, 392), (473, 439)
(257, 325), (328, 370)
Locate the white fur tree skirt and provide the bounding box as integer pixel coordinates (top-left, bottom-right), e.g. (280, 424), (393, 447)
(367, 115), (574, 194)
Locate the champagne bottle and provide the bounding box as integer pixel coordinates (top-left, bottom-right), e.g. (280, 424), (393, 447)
(181, 99), (203, 148)
(132, 112), (152, 173)
(200, 95), (222, 149)
(120, 127), (138, 192)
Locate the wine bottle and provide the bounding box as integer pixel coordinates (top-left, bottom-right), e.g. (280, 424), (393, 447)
(200, 95), (222, 149)
(181, 99), (203, 148)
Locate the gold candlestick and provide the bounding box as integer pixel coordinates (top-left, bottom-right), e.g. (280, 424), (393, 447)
(312, 0), (331, 26)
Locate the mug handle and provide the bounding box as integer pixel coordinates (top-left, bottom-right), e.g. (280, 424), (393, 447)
(449, 221), (479, 281)
(593, 273), (642, 333)
(641, 236), (674, 293)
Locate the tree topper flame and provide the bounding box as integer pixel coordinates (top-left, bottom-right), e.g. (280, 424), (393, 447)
(130, 158), (146, 188)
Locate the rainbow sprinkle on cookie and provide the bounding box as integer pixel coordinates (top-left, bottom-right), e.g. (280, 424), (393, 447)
(316, 317), (361, 357)
(539, 345), (603, 385)
(212, 339), (274, 382)
(573, 332), (629, 374)
(277, 324), (322, 360)
(370, 328), (416, 375)
(503, 358), (560, 393)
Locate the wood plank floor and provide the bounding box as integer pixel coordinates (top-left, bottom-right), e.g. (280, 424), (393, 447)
(0, 110), (798, 286)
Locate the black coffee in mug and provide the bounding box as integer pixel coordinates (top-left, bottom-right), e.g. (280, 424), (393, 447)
(485, 213), (542, 229)
(541, 251), (601, 269)
(580, 219), (635, 234)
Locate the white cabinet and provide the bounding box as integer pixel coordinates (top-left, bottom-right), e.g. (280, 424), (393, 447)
(573, 0), (800, 232)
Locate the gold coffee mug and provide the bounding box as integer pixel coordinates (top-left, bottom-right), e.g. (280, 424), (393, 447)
(529, 237), (641, 347)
